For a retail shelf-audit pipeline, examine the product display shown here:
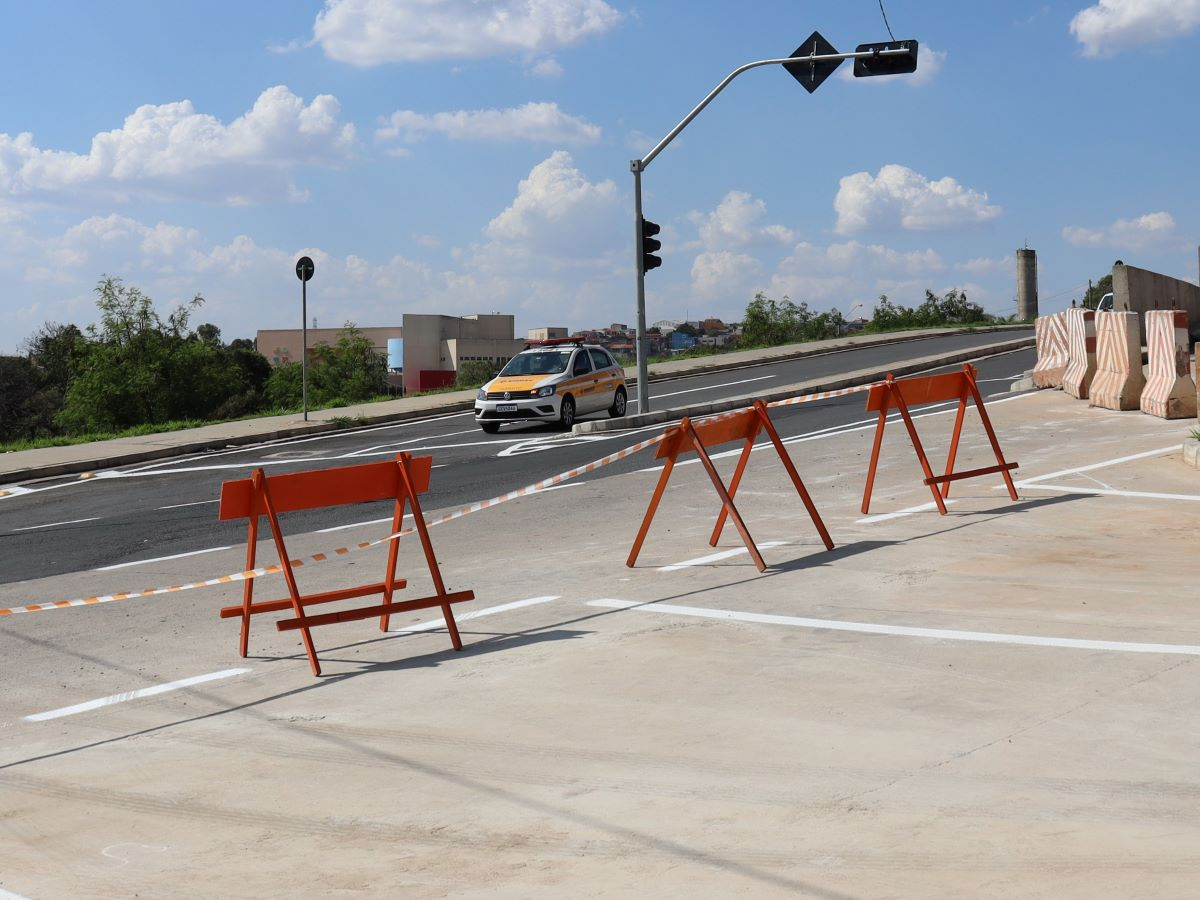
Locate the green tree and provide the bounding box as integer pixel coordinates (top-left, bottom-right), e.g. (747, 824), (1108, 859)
(1083, 274), (1113, 309)
(56, 276), (246, 432)
(456, 359), (498, 388)
(0, 356), (57, 441)
(264, 322), (388, 409)
(740, 292), (844, 347)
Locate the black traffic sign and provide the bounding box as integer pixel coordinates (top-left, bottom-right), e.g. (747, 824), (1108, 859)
(784, 31), (842, 94)
(295, 256), (315, 282)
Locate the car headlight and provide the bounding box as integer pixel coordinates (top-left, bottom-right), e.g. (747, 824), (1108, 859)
(477, 388), (487, 401)
(534, 385), (555, 398)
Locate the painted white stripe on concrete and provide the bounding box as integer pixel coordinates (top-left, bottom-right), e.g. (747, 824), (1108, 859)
(1014, 445), (1178, 486)
(856, 499), (958, 523)
(1017, 483), (1200, 503)
(658, 541), (787, 572)
(13, 517), (101, 532)
(158, 499), (220, 510)
(95, 545), (234, 571)
(387, 596), (560, 633)
(587, 600), (1200, 657)
(317, 515), (406, 534)
(24, 668), (251, 722)
(0, 886), (32, 900)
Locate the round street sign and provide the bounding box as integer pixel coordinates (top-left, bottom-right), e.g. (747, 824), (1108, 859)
(295, 256), (315, 282)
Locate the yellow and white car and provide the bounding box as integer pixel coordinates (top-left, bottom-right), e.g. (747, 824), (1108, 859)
(474, 338), (627, 433)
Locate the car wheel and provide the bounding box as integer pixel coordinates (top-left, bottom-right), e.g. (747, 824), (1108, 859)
(609, 386), (627, 418)
(558, 395), (576, 431)
(479, 421), (501, 434)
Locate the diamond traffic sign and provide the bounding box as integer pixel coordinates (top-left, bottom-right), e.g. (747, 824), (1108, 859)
(783, 31), (843, 94)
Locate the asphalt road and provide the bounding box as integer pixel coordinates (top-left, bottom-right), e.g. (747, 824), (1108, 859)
(0, 332), (1033, 585)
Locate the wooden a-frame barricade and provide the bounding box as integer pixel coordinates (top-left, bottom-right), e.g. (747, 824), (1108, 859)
(861, 363), (1019, 516)
(217, 451), (474, 676)
(627, 400), (834, 573)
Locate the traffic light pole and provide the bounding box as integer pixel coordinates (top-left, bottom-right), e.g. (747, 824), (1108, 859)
(632, 160), (650, 413)
(629, 44), (913, 413)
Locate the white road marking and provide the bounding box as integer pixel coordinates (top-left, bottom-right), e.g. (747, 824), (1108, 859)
(0, 887), (32, 900)
(95, 545), (235, 571)
(24, 668), (251, 722)
(1017, 483), (1200, 502)
(657, 541), (788, 572)
(12, 517), (101, 532)
(587, 600), (1200, 657)
(158, 499), (219, 510)
(386, 595), (560, 634)
(317, 515), (404, 533)
(633, 374), (776, 402)
(1012, 445), (1178, 486)
(857, 500), (958, 523)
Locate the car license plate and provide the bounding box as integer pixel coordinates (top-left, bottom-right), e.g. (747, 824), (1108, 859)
(497, 404), (517, 413)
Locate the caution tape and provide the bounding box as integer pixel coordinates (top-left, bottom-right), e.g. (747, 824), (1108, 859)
(0, 380), (883, 618)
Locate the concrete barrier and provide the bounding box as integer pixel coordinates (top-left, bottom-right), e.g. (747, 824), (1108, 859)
(1031, 312), (1068, 389)
(1062, 308), (1097, 400)
(1140, 310), (1196, 419)
(1089, 311), (1145, 411)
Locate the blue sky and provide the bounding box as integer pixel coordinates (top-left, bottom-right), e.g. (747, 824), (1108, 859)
(1, 0), (1198, 353)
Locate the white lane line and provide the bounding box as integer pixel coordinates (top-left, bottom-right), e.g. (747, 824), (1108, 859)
(95, 545), (235, 571)
(658, 541), (788, 572)
(318, 515), (408, 534)
(24, 668), (251, 722)
(537, 483), (583, 493)
(587, 600), (1200, 657)
(1013, 445), (1178, 486)
(857, 500), (958, 523)
(634, 375), (776, 402)
(387, 595), (560, 634)
(1017, 483), (1200, 502)
(12, 517), (101, 532)
(158, 499), (219, 510)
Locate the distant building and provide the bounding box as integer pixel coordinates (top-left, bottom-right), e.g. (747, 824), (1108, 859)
(401, 313), (525, 393)
(256, 326), (403, 367)
(527, 327), (568, 341)
(670, 331), (697, 351)
(652, 319), (682, 332)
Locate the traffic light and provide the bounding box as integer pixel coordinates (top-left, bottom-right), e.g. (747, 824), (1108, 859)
(853, 40), (919, 77)
(640, 217), (662, 273)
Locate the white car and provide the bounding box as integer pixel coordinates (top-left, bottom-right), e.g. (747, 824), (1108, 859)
(474, 339), (628, 433)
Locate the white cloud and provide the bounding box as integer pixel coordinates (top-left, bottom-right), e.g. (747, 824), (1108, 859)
(836, 45), (946, 86)
(376, 102), (600, 146)
(528, 56), (565, 78)
(690, 191), (794, 250)
(1071, 0), (1200, 56)
(312, 0), (622, 66)
(957, 256), (1009, 274)
(1062, 211), (1178, 248)
(834, 164), (1002, 235)
(769, 240), (946, 311)
(0, 86), (355, 206)
(691, 251), (761, 300)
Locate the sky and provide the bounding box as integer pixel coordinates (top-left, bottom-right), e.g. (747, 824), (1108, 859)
(1, 0), (1198, 354)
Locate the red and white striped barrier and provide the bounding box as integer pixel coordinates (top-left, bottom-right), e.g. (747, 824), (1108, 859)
(1140, 310), (1196, 419)
(1031, 312), (1068, 389)
(1089, 311), (1145, 411)
(1062, 307), (1097, 400)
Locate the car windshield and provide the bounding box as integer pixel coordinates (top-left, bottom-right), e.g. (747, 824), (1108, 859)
(499, 350), (574, 376)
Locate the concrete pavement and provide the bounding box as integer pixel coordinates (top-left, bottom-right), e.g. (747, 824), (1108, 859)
(0, 326), (1031, 484)
(1, 381), (1198, 897)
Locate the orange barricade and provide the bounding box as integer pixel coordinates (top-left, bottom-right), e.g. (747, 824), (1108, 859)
(627, 400), (834, 572)
(861, 364), (1019, 516)
(217, 452), (475, 676)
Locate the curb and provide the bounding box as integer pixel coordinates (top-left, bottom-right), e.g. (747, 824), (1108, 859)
(573, 336), (1035, 434)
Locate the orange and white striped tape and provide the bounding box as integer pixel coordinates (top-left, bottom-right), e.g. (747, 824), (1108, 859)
(0, 381), (882, 617)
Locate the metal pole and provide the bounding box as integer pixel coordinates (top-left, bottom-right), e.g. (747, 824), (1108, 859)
(629, 45), (912, 413)
(632, 161), (650, 414)
(301, 279), (308, 421)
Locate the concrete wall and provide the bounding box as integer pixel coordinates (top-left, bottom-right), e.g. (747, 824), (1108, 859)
(256, 326), (403, 366)
(1112, 262), (1200, 342)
